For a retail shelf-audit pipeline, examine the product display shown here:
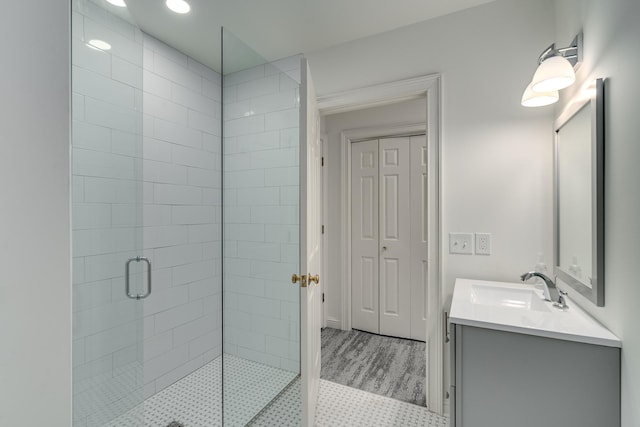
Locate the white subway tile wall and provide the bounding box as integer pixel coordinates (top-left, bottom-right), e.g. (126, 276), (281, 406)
(72, 2), (221, 425)
(223, 57), (301, 373)
(142, 26), (222, 402)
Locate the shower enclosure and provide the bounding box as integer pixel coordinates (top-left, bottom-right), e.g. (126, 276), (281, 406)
(71, 1), (320, 426)
(221, 29), (301, 426)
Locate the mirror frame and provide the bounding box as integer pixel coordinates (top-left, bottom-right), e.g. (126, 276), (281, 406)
(553, 78), (605, 306)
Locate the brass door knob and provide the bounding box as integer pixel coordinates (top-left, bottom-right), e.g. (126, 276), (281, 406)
(292, 273), (307, 287)
(308, 274), (320, 285)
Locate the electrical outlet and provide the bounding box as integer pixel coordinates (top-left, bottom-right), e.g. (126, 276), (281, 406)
(449, 233), (474, 254)
(475, 233), (491, 255)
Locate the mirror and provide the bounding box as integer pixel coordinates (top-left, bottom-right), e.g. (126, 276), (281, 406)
(554, 78), (605, 306)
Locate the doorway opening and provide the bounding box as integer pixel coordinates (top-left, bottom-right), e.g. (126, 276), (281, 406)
(317, 74), (443, 415)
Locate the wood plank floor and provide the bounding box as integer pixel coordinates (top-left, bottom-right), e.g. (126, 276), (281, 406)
(320, 328), (427, 407)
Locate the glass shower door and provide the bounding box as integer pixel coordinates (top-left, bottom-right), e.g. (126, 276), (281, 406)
(222, 29), (302, 425)
(72, 0), (146, 425)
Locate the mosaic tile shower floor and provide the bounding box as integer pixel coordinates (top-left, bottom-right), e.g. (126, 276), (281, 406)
(105, 355), (295, 427)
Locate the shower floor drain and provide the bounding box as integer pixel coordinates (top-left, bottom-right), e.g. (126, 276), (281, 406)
(166, 422), (184, 427)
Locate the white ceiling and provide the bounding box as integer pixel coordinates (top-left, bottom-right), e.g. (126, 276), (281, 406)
(123, 0), (496, 72)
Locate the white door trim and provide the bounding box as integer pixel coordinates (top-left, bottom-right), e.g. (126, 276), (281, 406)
(317, 74), (439, 116)
(318, 73), (443, 415)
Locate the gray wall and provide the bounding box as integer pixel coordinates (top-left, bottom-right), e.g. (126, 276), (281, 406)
(554, 0), (640, 425)
(0, 0), (72, 425)
(308, 0), (556, 319)
(307, 0), (556, 413)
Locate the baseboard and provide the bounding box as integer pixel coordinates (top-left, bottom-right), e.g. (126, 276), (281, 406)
(326, 318), (342, 330)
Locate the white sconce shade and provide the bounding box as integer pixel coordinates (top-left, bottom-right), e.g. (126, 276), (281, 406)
(521, 33), (582, 107)
(531, 56), (576, 92)
(521, 82), (559, 107)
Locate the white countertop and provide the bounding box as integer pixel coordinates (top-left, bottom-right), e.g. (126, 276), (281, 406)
(449, 278), (621, 348)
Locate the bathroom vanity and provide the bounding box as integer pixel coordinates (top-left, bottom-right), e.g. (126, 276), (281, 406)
(448, 279), (621, 427)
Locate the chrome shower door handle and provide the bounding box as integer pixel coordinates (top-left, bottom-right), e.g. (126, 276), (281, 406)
(125, 256), (152, 300)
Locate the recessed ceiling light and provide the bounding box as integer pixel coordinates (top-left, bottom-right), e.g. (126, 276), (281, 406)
(106, 0), (126, 6)
(166, 0), (191, 14)
(87, 39), (112, 51)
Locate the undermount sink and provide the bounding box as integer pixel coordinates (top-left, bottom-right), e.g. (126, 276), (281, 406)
(449, 278), (621, 348)
(470, 284), (550, 312)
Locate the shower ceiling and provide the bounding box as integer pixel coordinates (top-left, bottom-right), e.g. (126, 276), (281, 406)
(123, 0), (496, 72)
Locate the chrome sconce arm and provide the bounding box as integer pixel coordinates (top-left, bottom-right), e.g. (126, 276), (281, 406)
(537, 33), (583, 67)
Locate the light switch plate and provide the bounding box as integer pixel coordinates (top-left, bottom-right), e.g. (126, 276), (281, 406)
(449, 233), (473, 254)
(475, 233), (491, 255)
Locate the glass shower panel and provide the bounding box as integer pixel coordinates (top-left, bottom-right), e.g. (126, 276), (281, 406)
(138, 24), (223, 427)
(73, 1), (223, 425)
(222, 28), (302, 425)
(71, 0), (145, 425)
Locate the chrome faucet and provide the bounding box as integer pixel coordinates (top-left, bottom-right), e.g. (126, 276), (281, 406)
(520, 271), (569, 309)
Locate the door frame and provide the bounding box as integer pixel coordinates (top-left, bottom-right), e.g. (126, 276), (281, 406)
(317, 73), (443, 414)
(321, 133), (329, 329)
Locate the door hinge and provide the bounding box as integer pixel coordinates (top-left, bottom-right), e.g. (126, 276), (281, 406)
(321, 225), (325, 234)
(321, 157), (324, 167)
(322, 293), (325, 303)
(444, 311), (450, 343)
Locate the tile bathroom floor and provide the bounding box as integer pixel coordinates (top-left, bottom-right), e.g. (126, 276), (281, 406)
(105, 355), (295, 427)
(105, 354), (448, 427)
(251, 378), (449, 427)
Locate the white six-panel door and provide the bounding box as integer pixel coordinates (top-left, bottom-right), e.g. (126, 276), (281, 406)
(351, 141), (380, 334)
(351, 136), (427, 341)
(378, 137), (411, 338)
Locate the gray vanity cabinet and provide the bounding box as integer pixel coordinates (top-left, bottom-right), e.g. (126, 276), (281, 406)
(449, 324), (620, 427)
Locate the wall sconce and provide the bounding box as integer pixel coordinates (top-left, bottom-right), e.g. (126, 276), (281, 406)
(521, 83), (558, 107)
(521, 33), (583, 107)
